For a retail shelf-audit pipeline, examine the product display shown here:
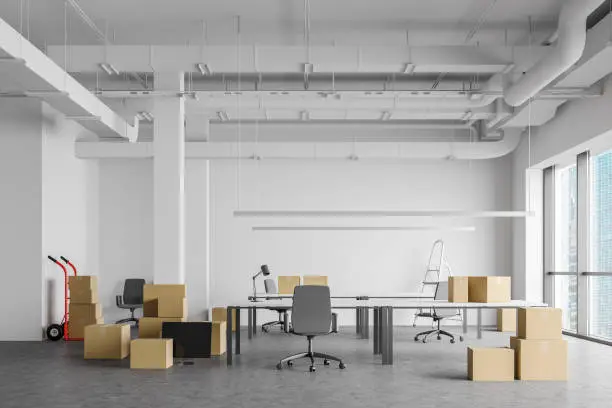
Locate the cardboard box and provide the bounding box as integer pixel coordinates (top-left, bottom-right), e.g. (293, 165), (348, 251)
(517, 308), (562, 340)
(497, 308), (517, 332)
(69, 276), (99, 303)
(468, 276), (511, 303)
(69, 303), (102, 322)
(130, 339), (173, 369)
(211, 307), (236, 331)
(139, 317), (186, 338)
(143, 284), (186, 302)
(467, 347), (515, 382)
(278, 276), (301, 295)
(448, 277), (469, 303)
(84, 324), (130, 359)
(68, 317), (104, 339)
(211, 321), (227, 356)
(510, 337), (567, 381)
(144, 297), (187, 318)
(303, 275), (328, 286)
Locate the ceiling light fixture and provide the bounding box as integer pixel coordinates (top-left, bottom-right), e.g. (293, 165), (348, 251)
(403, 63), (416, 74)
(99, 63), (120, 76)
(196, 63), (212, 76)
(234, 210), (535, 218)
(252, 226), (477, 232)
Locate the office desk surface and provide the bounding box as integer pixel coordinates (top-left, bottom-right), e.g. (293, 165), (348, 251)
(238, 299), (546, 309)
(251, 292), (431, 300)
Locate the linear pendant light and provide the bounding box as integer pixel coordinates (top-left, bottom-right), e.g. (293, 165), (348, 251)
(235, 210), (535, 218)
(252, 226), (477, 232)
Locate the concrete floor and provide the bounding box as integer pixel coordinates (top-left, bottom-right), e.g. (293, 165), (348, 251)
(0, 326), (610, 408)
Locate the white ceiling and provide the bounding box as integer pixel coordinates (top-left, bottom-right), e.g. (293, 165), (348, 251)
(0, 0), (561, 46)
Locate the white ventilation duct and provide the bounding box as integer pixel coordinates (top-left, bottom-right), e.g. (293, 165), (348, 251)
(504, 0), (603, 107)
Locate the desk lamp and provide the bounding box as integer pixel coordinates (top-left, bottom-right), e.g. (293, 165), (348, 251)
(252, 265), (270, 301)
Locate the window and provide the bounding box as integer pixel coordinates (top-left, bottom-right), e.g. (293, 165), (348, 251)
(555, 164), (578, 332)
(589, 150), (612, 340)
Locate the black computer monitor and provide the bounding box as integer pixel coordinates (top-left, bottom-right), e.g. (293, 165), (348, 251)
(161, 322), (212, 358)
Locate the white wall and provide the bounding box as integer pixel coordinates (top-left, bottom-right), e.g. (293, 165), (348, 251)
(41, 104), (99, 329)
(210, 158), (513, 326)
(0, 99), (43, 340)
(91, 155), (513, 327)
(98, 159), (154, 323)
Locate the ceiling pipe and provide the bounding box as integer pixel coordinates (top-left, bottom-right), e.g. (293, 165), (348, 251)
(504, 0), (604, 107)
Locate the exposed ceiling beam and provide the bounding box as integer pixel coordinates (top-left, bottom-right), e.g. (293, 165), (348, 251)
(46, 45), (548, 75)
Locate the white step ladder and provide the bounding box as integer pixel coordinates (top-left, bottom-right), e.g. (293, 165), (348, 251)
(412, 240), (462, 326)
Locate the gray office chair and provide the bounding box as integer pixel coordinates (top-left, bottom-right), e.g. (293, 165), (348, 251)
(115, 278), (145, 325)
(261, 279), (291, 333)
(414, 281), (464, 343)
(276, 285), (346, 372)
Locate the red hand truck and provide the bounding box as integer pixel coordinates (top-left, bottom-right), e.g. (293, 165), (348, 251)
(46, 256), (83, 341)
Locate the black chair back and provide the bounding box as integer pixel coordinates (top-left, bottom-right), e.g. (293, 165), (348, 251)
(123, 279), (145, 305)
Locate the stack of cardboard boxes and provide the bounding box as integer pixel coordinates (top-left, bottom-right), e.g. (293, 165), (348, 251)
(511, 308), (566, 381)
(139, 284), (187, 338)
(68, 276), (103, 339)
(448, 276), (512, 303)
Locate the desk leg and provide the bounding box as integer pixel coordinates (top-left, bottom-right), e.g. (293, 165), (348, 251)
(248, 307), (253, 340)
(373, 307), (379, 354)
(477, 308), (482, 339)
(463, 307), (468, 334)
(382, 307), (394, 365)
(283, 311), (289, 333)
(381, 307), (387, 363)
(378, 308), (383, 355)
(356, 308), (361, 335)
(388, 307), (393, 365)
(363, 307), (369, 339)
(253, 308), (257, 336)
(226, 308), (233, 366)
(235, 307), (241, 355)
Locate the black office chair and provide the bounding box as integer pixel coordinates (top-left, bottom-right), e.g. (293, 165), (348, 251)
(414, 281), (464, 343)
(115, 278), (145, 325)
(276, 285), (346, 372)
(261, 279), (291, 333)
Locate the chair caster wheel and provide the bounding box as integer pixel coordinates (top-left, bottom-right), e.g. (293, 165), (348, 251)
(323, 359), (330, 366)
(339, 362), (346, 369)
(287, 361), (293, 367)
(309, 366), (316, 372)
(276, 363), (283, 370)
(437, 335), (441, 341)
(450, 339), (456, 344)
(422, 339), (427, 343)
(414, 336), (419, 342)
(459, 336), (464, 342)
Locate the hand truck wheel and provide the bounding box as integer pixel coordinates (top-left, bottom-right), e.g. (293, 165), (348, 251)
(46, 324), (64, 341)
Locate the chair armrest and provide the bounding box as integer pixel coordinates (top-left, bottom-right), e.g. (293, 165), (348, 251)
(116, 295), (123, 307)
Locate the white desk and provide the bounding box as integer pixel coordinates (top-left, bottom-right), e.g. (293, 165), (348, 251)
(225, 299), (547, 366)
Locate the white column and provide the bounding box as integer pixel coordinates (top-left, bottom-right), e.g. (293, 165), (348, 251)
(577, 151), (590, 335)
(153, 72), (185, 284)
